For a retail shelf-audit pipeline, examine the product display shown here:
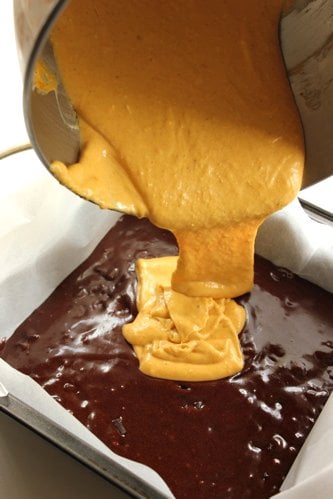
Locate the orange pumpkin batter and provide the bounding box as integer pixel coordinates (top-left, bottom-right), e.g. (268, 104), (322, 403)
(43, 0), (304, 380)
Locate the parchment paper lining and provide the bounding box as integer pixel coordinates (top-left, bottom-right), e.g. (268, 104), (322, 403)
(1, 150), (332, 498)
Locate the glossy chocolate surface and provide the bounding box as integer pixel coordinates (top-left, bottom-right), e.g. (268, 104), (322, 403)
(2, 215), (333, 498)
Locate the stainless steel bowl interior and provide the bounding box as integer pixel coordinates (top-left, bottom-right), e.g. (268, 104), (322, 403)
(14, 0), (79, 167)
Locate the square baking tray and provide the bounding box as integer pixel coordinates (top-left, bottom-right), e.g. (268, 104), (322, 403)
(0, 151), (332, 498)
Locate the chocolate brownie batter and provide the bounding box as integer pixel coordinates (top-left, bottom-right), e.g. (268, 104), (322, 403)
(1, 215), (333, 498)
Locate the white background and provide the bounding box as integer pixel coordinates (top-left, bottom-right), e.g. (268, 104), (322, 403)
(0, 2), (29, 154)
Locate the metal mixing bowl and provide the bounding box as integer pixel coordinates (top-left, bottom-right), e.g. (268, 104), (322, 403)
(14, 0), (333, 188)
